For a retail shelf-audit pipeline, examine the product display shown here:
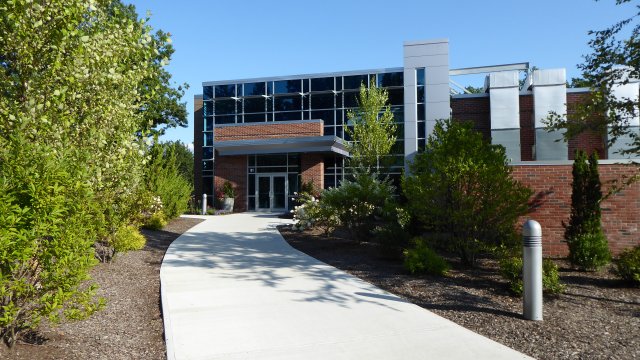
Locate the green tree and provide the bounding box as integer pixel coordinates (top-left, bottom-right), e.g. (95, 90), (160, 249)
(345, 81), (397, 173)
(163, 140), (194, 185)
(403, 119), (533, 266)
(146, 140), (193, 220)
(546, 0), (639, 156)
(565, 151), (611, 270)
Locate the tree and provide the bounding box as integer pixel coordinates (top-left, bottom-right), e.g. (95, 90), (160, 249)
(546, 0), (640, 156)
(403, 119), (533, 266)
(565, 151), (611, 270)
(163, 140), (194, 185)
(345, 81), (397, 173)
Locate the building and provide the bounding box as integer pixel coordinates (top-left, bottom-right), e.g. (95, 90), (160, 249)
(194, 38), (639, 256)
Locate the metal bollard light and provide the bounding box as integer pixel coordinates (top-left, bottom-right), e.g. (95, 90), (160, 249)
(202, 193), (207, 215)
(522, 220), (543, 321)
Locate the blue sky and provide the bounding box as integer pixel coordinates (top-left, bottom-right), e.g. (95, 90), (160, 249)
(128, 0), (631, 148)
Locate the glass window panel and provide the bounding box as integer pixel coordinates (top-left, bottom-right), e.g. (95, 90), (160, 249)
(203, 100), (213, 117)
(202, 170), (213, 176)
(324, 175), (335, 189)
(303, 95), (309, 110)
(311, 110), (334, 125)
(310, 93), (334, 109)
(335, 94), (342, 108)
(391, 106), (404, 123)
(274, 79), (301, 94)
(303, 79), (309, 93)
(343, 74), (367, 89)
(343, 91), (359, 108)
(267, 98), (273, 112)
(377, 72), (404, 87)
(288, 153), (300, 167)
(418, 138), (426, 151)
(395, 123), (404, 138)
(273, 176), (286, 208)
(203, 86), (213, 100)
(257, 154), (287, 166)
(266, 112), (273, 121)
(274, 111), (302, 121)
(244, 113), (265, 122)
(258, 177), (270, 208)
(417, 85), (425, 103)
(205, 116), (213, 131)
(417, 121), (426, 138)
(236, 84), (243, 97)
(248, 196), (256, 211)
(257, 166), (287, 173)
(336, 77), (343, 91)
(214, 99), (236, 115)
(267, 82), (273, 95)
(274, 95), (301, 111)
(387, 88), (404, 106)
(203, 177), (213, 196)
(249, 155), (256, 166)
(215, 115), (235, 124)
(203, 147), (213, 159)
(204, 132), (213, 146)
(324, 126), (334, 136)
(215, 84), (235, 98)
(249, 174), (256, 194)
(335, 110), (343, 125)
(343, 127), (353, 141)
(335, 125), (343, 138)
(417, 103), (425, 121)
(244, 98), (265, 113)
(203, 160), (213, 171)
(244, 82), (265, 96)
(416, 68), (425, 86)
(311, 77), (334, 92)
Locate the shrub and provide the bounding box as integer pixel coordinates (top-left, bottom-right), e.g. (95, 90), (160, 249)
(615, 246), (640, 285)
(292, 194), (340, 235)
(568, 230), (611, 271)
(403, 238), (449, 276)
(222, 181), (235, 198)
(146, 141), (193, 219)
(403, 119), (533, 266)
(143, 211), (167, 230)
(111, 225), (146, 253)
(499, 256), (566, 296)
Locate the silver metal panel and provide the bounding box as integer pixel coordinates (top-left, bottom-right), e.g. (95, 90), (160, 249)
(491, 129), (521, 162)
(426, 102), (451, 122)
(608, 126), (640, 159)
(535, 128), (568, 161)
(611, 81), (640, 126)
(425, 83), (451, 104)
(489, 71), (520, 130)
(404, 54), (449, 68)
(403, 38), (449, 46)
(532, 68), (566, 86)
(424, 65), (450, 85)
(404, 42), (449, 57)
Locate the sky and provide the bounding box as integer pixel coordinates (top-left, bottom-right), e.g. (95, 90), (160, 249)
(127, 0), (632, 148)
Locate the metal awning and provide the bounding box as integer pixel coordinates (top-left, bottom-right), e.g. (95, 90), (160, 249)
(213, 136), (349, 156)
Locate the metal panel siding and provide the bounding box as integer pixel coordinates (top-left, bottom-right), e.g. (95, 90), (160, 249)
(491, 129), (521, 162)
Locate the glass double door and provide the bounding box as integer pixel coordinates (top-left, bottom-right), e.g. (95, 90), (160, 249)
(256, 174), (287, 212)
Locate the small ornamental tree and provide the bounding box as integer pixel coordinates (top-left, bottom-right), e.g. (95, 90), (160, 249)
(565, 151), (611, 270)
(403, 119), (532, 266)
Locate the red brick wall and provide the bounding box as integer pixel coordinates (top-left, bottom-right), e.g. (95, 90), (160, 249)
(451, 96), (491, 140)
(566, 92), (607, 160)
(214, 121), (323, 141)
(214, 156), (248, 212)
(512, 163), (640, 257)
(519, 95), (535, 161)
(301, 154), (324, 189)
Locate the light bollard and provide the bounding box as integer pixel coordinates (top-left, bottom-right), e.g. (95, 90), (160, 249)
(522, 220), (543, 321)
(202, 193), (207, 215)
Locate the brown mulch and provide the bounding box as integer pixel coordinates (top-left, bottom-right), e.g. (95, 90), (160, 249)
(0, 217), (204, 360)
(279, 226), (640, 360)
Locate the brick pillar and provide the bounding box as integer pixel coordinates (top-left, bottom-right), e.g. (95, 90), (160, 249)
(300, 154), (324, 190)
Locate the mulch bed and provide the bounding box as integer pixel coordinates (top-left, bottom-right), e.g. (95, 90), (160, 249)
(0, 217), (203, 360)
(279, 226), (640, 360)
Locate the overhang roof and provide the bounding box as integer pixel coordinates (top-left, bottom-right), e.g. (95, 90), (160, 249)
(213, 136), (349, 157)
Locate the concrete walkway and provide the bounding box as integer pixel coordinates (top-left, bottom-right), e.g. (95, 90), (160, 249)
(161, 213), (530, 360)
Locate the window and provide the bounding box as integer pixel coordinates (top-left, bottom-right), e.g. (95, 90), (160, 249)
(274, 79), (301, 94)
(243, 98), (265, 113)
(377, 72), (403, 87)
(416, 68), (425, 86)
(274, 95), (301, 111)
(311, 77), (334, 92)
(203, 86), (213, 100)
(244, 82), (265, 96)
(343, 74), (367, 89)
(215, 84), (235, 98)
(214, 99), (236, 115)
(310, 93), (334, 109)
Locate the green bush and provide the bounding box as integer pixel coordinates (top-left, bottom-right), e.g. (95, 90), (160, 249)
(292, 193), (340, 235)
(112, 225), (146, 253)
(403, 119), (532, 266)
(222, 181), (236, 198)
(403, 238), (449, 276)
(146, 141), (193, 220)
(615, 246), (640, 285)
(143, 211), (167, 230)
(499, 256), (565, 296)
(568, 230), (611, 271)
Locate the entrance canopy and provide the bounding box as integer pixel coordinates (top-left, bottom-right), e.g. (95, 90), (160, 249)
(213, 135), (349, 157)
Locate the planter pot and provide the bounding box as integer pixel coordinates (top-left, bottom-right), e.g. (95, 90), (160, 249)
(223, 197), (234, 212)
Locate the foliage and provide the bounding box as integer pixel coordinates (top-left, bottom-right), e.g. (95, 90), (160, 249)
(545, 0), (640, 156)
(111, 225), (146, 253)
(0, 138), (103, 346)
(464, 86), (484, 94)
(615, 245), (640, 285)
(222, 181), (236, 198)
(143, 211), (167, 230)
(146, 140), (193, 220)
(163, 141), (193, 185)
(499, 256), (566, 296)
(403, 119), (533, 266)
(565, 151), (611, 270)
(345, 81), (397, 172)
(291, 193), (339, 235)
(403, 238), (449, 276)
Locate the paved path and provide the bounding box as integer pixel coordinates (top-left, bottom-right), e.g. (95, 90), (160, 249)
(161, 213), (530, 360)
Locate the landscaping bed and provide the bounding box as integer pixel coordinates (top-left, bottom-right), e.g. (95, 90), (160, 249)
(0, 217), (203, 360)
(279, 226), (640, 360)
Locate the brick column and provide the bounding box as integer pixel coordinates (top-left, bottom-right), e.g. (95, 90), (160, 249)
(300, 154), (324, 190)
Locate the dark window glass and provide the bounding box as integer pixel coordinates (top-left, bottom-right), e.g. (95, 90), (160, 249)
(214, 99), (236, 115)
(274, 79), (301, 94)
(391, 140), (404, 154)
(266, 98), (273, 112)
(324, 155), (336, 168)
(249, 174), (256, 194)
(343, 91), (359, 108)
(335, 126), (343, 138)
(418, 121), (426, 138)
(236, 114), (243, 123)
(257, 167), (288, 173)
(204, 132), (213, 146)
(391, 107), (404, 123)
(205, 117), (213, 131)
(311, 77), (334, 92)
(244, 113), (265, 122)
(303, 95), (309, 110)
(288, 153), (300, 167)
(416, 68), (425, 86)
(418, 138), (426, 151)
(310, 93), (334, 109)
(248, 197), (256, 211)
(343, 127), (353, 141)
(311, 110), (334, 125)
(215, 84), (235, 98)
(203, 160), (213, 171)
(244, 98), (265, 113)
(249, 155), (255, 166)
(203, 101), (213, 117)
(324, 175), (335, 189)
(203, 147), (213, 159)
(215, 115), (235, 124)
(302, 111), (309, 120)
(257, 154), (287, 166)
(377, 72), (404, 87)
(344, 74), (367, 89)
(303, 79), (309, 93)
(244, 82), (265, 96)
(236, 84), (243, 97)
(387, 88), (404, 106)
(324, 126), (334, 136)
(417, 86), (425, 103)
(267, 82), (273, 95)
(335, 94), (342, 108)
(417, 103), (425, 121)
(274, 95), (301, 111)
(203, 86), (213, 100)
(274, 111), (302, 121)
(336, 77), (343, 91)
(203, 177), (213, 196)
(395, 124), (404, 138)
(266, 113), (273, 121)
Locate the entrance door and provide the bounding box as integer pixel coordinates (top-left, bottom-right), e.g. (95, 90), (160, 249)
(256, 175), (287, 212)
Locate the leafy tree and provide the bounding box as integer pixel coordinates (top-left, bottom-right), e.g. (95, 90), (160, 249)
(565, 151), (611, 270)
(403, 119), (533, 266)
(146, 140), (193, 220)
(464, 86), (484, 94)
(163, 140), (194, 185)
(546, 0), (640, 156)
(346, 81), (397, 173)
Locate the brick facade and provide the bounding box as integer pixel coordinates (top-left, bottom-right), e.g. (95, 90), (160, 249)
(301, 154), (324, 189)
(450, 96), (491, 140)
(214, 155), (248, 212)
(512, 163), (640, 257)
(214, 121), (323, 142)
